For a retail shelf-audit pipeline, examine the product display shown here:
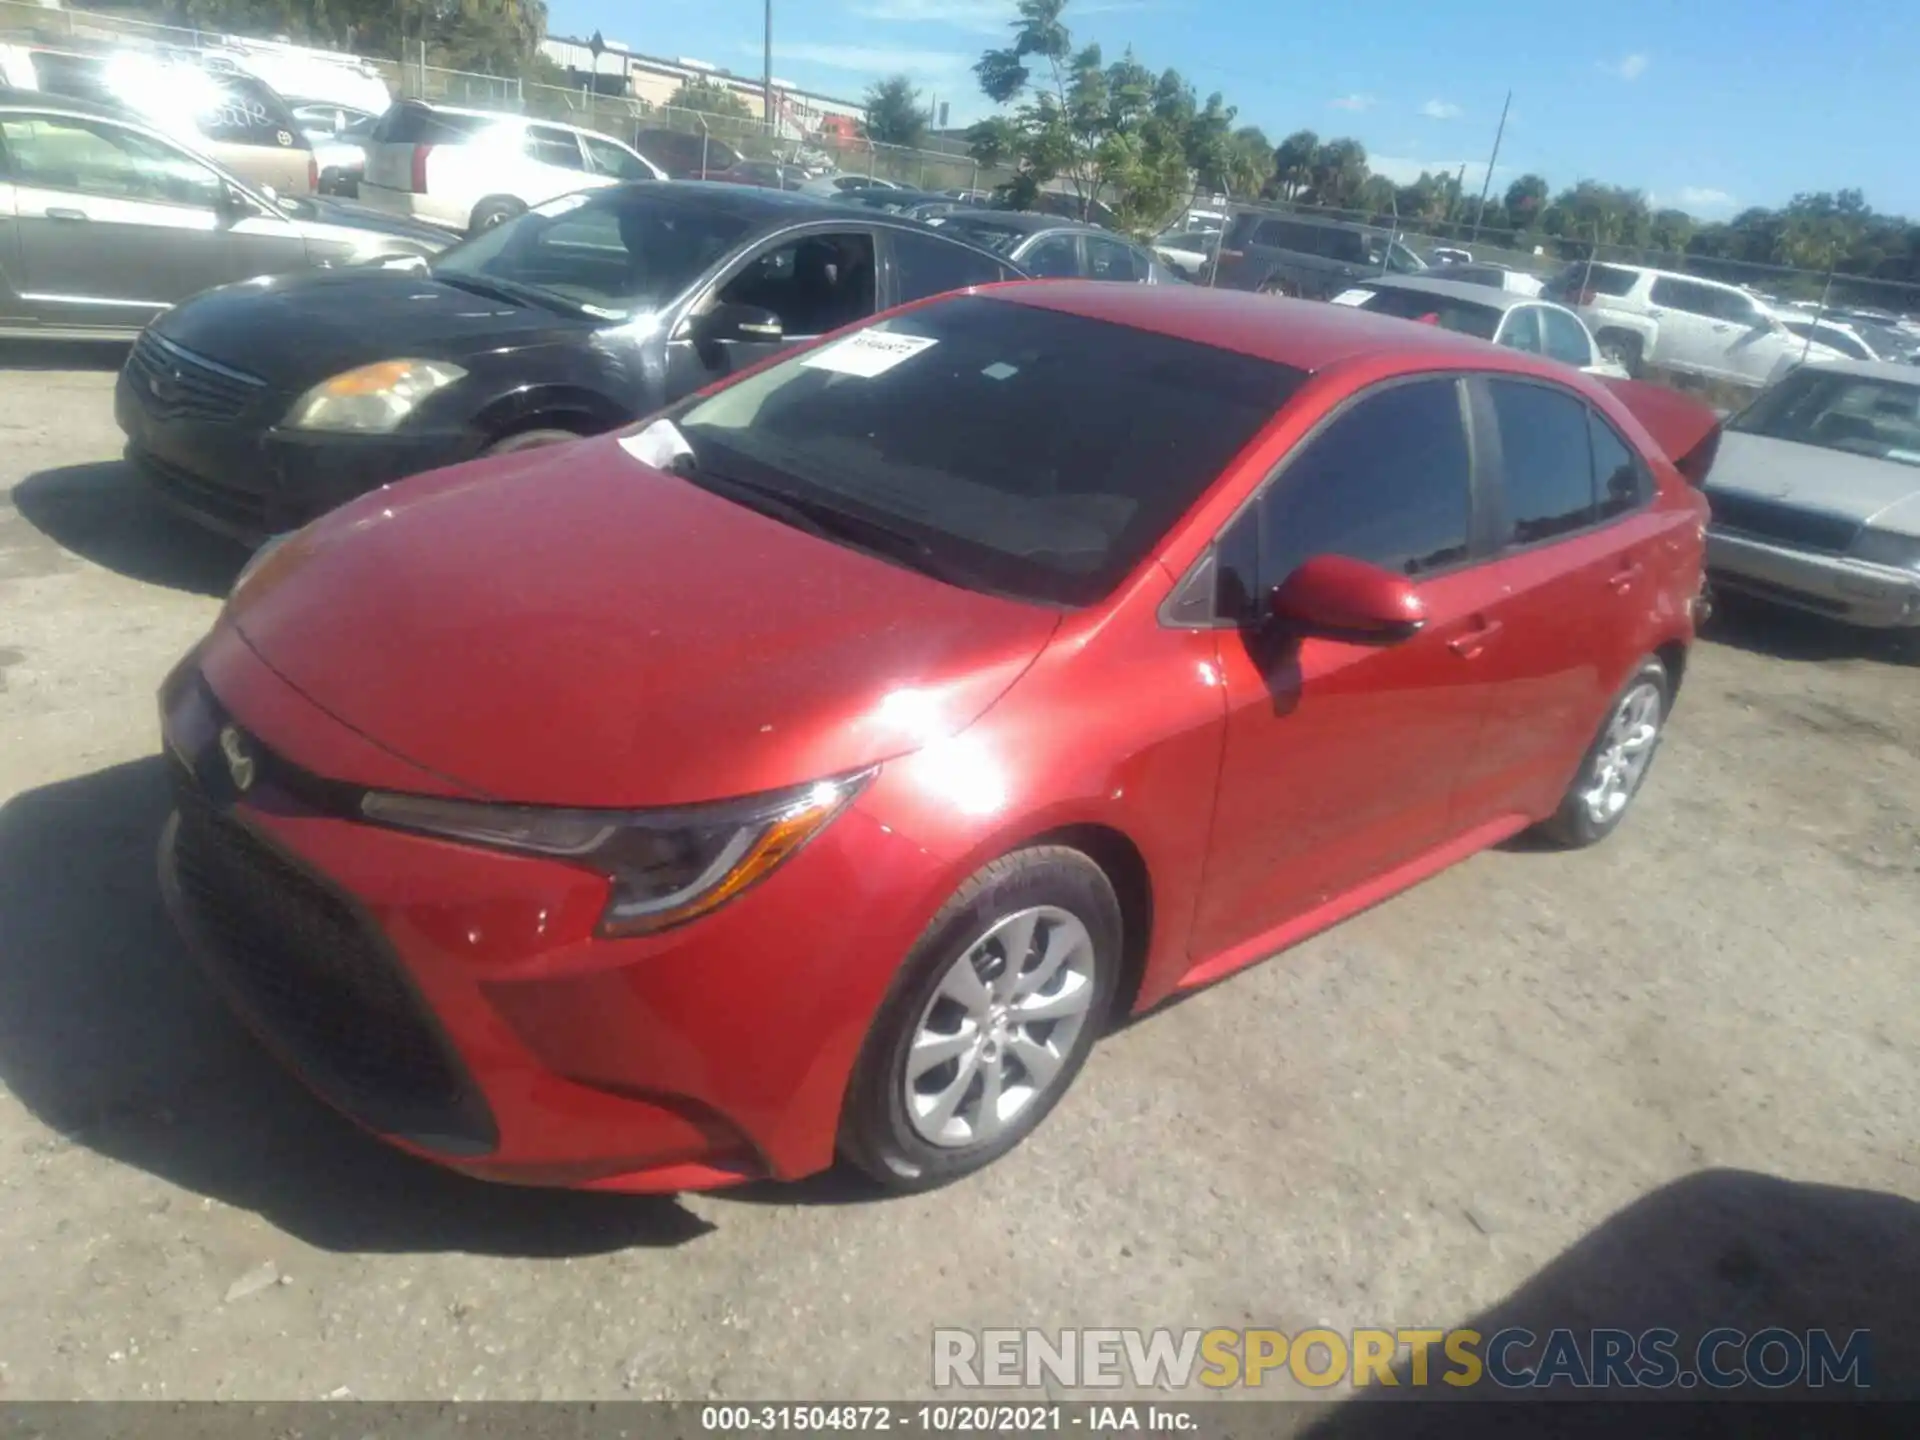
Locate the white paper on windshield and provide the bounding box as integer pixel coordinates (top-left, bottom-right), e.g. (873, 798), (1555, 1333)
(981, 362), (1019, 381)
(619, 418), (695, 471)
(801, 332), (938, 378)
(1329, 288), (1375, 307)
(532, 193), (591, 217)
(1887, 448), (1920, 464)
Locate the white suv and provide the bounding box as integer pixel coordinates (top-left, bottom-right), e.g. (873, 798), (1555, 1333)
(1543, 261), (1845, 386)
(359, 100), (666, 234)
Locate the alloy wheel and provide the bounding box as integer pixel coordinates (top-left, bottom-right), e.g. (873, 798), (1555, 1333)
(903, 906), (1097, 1148)
(1581, 680), (1664, 826)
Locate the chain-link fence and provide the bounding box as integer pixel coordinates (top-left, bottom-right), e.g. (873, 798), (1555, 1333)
(0, 0), (1018, 194)
(1206, 195), (1920, 316)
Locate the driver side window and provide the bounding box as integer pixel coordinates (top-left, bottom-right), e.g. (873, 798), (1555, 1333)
(716, 231), (877, 338)
(1021, 234), (1082, 278)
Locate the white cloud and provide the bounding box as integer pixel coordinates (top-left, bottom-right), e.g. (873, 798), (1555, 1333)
(1598, 52), (1649, 81)
(1677, 186), (1736, 212)
(1420, 99), (1462, 120)
(746, 41), (972, 75)
(851, 0), (1013, 34)
(1329, 93), (1377, 112)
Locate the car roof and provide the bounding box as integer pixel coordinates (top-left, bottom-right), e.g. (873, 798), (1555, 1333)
(988, 280), (1544, 372)
(0, 83), (145, 125)
(594, 179), (933, 226)
(1347, 273), (1554, 313)
(939, 210), (1073, 235)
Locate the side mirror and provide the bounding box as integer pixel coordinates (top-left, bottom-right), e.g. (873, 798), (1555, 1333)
(695, 302), (785, 346)
(217, 183), (265, 220)
(1268, 554), (1427, 644)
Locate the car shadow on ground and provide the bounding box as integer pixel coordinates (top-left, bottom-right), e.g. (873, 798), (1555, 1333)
(0, 757), (714, 1255)
(11, 461), (246, 597)
(1300, 1168), (1917, 1436)
(1703, 591), (1919, 667)
(0, 339), (130, 372)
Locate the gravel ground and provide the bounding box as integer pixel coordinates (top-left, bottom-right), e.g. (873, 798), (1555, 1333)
(0, 349), (1914, 1413)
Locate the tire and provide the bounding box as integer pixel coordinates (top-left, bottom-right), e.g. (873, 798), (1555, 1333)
(482, 428), (582, 457)
(1597, 330), (1645, 378)
(1257, 275), (1300, 298)
(468, 197), (526, 235)
(1532, 656), (1672, 849)
(838, 846), (1123, 1192)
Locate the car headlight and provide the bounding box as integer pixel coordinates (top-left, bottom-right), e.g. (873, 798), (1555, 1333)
(284, 358), (466, 433)
(1849, 529), (1920, 572)
(359, 767), (877, 936)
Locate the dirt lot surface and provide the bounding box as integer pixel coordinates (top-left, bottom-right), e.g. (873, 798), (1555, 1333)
(1, 348), (1915, 1411)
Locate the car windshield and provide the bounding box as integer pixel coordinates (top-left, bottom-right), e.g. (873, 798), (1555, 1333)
(1729, 368), (1920, 466)
(666, 294), (1306, 606)
(1353, 287), (1502, 340)
(431, 190), (752, 319)
(927, 217), (1030, 256)
(1366, 237), (1427, 273)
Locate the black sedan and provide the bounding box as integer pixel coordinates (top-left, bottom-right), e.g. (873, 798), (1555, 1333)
(115, 182), (1026, 544)
(922, 211), (1170, 284)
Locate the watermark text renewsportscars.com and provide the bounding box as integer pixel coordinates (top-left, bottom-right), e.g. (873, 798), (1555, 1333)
(932, 1327), (1873, 1391)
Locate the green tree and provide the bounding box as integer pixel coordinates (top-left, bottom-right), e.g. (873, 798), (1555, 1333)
(1271, 128), (1317, 200)
(967, 0), (1194, 229)
(668, 77), (753, 119)
(864, 75), (927, 149)
(1305, 137), (1368, 209)
(1503, 173), (1549, 227)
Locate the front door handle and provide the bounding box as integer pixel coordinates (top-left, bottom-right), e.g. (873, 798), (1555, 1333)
(1448, 619), (1504, 658)
(44, 207), (90, 222)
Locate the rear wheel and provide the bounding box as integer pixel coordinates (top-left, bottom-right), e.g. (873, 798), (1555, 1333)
(468, 197), (526, 235)
(838, 847), (1121, 1192)
(1597, 330), (1645, 377)
(1533, 656), (1671, 848)
(1257, 275), (1300, 298)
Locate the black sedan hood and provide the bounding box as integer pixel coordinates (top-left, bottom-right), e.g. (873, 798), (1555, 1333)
(152, 269), (598, 389)
(284, 195), (456, 249)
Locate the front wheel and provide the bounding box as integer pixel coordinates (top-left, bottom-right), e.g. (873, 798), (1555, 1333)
(468, 197), (526, 235)
(481, 428), (581, 457)
(1257, 276), (1300, 298)
(838, 847), (1121, 1192)
(1532, 656), (1672, 848)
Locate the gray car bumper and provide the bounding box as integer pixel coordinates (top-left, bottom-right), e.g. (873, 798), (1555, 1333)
(1707, 529), (1920, 629)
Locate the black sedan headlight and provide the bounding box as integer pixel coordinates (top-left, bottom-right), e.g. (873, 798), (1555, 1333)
(360, 769), (877, 936)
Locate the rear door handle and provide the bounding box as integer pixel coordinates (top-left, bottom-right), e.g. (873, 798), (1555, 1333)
(1608, 561), (1646, 593)
(44, 207), (90, 221)
(1448, 619), (1504, 658)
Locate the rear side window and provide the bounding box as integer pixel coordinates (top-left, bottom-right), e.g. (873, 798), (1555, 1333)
(1247, 378), (1474, 596)
(525, 125), (586, 170)
(1488, 379), (1597, 544)
(1592, 411), (1653, 519)
(889, 229), (1015, 302)
(1648, 276), (1722, 316)
(1085, 235), (1143, 281)
(1586, 264), (1640, 297)
(372, 105), (490, 146)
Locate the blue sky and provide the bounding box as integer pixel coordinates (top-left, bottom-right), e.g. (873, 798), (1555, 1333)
(550, 0), (1920, 218)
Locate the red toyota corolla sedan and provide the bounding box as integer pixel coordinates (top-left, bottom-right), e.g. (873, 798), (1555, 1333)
(156, 282), (1719, 1194)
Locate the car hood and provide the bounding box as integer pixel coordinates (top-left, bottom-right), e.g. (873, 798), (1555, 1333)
(1708, 430), (1920, 533)
(283, 196), (447, 250)
(225, 435), (1063, 808)
(153, 268), (594, 388)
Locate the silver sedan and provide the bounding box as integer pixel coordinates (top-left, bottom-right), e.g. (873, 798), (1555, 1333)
(1704, 359), (1920, 629)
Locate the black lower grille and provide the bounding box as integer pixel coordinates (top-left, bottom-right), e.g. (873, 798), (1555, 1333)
(136, 449), (270, 534)
(1708, 491), (1861, 555)
(167, 765), (495, 1154)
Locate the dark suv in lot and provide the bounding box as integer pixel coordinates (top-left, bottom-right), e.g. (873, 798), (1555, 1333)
(1206, 211), (1427, 297)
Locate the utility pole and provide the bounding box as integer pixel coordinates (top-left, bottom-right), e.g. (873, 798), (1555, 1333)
(762, 0), (774, 138)
(1470, 89), (1511, 241)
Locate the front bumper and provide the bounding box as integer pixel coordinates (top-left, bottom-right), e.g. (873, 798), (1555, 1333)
(155, 635), (941, 1191)
(116, 365), (480, 546)
(1706, 528), (1920, 629)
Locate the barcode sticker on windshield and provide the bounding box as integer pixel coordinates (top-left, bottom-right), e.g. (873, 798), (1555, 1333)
(802, 332), (938, 378)
(1329, 288), (1375, 307)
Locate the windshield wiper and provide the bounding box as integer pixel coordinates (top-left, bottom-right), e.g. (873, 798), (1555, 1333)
(674, 453), (984, 589)
(431, 271), (592, 318)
